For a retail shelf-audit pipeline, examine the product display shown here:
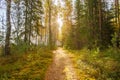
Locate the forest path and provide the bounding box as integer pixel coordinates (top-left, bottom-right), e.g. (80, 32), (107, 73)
(45, 48), (78, 80)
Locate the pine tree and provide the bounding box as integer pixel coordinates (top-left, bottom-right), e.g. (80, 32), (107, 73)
(5, 0), (12, 55)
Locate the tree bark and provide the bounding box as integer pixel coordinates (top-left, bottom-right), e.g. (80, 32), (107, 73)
(16, 0), (20, 44)
(48, 0), (52, 49)
(5, 0), (11, 55)
(98, 0), (102, 46)
(115, 0), (120, 48)
(24, 0), (28, 43)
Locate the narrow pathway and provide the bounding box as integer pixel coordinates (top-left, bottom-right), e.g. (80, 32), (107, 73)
(45, 48), (78, 80)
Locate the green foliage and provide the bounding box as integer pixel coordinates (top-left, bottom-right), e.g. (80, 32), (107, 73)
(104, 47), (120, 61)
(67, 47), (120, 80)
(0, 46), (4, 56)
(0, 35), (4, 42)
(111, 32), (118, 48)
(0, 47), (53, 80)
(62, 0), (115, 49)
(11, 44), (28, 54)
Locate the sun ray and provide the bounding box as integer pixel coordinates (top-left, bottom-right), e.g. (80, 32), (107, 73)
(57, 16), (63, 33)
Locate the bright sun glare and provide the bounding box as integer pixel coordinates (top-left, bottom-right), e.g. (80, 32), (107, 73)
(57, 17), (63, 32)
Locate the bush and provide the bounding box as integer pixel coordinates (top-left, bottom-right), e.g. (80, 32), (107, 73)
(104, 47), (120, 61)
(68, 47), (120, 80)
(0, 47), (53, 80)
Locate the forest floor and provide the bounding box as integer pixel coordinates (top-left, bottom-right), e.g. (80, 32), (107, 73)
(0, 47), (53, 80)
(65, 48), (120, 80)
(45, 48), (78, 80)
(0, 47), (119, 80)
(45, 47), (120, 80)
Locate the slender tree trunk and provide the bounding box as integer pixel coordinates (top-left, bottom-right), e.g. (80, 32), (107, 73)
(24, 0), (28, 43)
(5, 0), (11, 55)
(115, 0), (120, 48)
(117, 0), (120, 48)
(98, 0), (102, 46)
(16, 0), (20, 44)
(44, 27), (47, 45)
(76, 0), (80, 49)
(29, 0), (33, 45)
(48, 0), (52, 49)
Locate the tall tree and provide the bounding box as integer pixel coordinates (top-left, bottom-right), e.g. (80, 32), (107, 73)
(62, 0), (73, 49)
(48, 0), (52, 48)
(5, 0), (11, 55)
(98, 0), (102, 46)
(115, 0), (120, 48)
(24, 0), (28, 43)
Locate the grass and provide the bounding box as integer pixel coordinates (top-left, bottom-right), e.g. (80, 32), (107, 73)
(66, 47), (120, 80)
(0, 47), (53, 80)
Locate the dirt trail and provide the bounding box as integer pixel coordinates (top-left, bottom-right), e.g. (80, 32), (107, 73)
(45, 48), (78, 80)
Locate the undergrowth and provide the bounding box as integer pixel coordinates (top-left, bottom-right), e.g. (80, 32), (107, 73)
(67, 47), (120, 80)
(0, 46), (53, 80)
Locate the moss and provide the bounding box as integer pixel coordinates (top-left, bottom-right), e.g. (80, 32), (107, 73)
(0, 48), (53, 80)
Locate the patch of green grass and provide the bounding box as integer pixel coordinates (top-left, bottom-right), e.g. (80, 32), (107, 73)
(0, 47), (53, 80)
(66, 47), (120, 80)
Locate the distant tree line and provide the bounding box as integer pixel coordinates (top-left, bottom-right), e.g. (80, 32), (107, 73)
(1, 0), (59, 55)
(62, 0), (120, 50)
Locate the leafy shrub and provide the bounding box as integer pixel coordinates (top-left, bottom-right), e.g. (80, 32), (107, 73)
(0, 47), (53, 80)
(68, 47), (120, 80)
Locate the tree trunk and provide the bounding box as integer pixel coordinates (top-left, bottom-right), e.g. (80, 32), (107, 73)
(98, 0), (102, 47)
(48, 0), (52, 49)
(115, 0), (120, 48)
(5, 0), (11, 55)
(16, 0), (20, 44)
(24, 0), (28, 43)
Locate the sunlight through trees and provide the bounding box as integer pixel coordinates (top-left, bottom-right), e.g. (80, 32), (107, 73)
(0, 0), (120, 79)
